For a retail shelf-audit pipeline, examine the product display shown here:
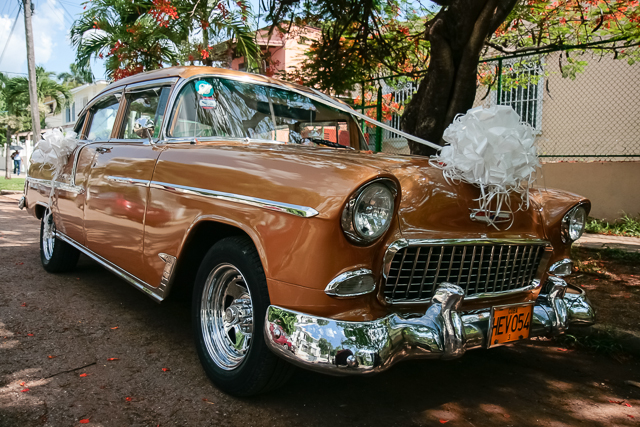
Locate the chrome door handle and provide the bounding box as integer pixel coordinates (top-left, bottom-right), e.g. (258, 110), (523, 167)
(96, 146), (113, 154)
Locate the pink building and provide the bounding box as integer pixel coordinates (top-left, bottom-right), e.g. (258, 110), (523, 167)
(229, 26), (320, 77)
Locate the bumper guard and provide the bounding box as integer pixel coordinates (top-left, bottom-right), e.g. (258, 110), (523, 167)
(264, 277), (595, 375)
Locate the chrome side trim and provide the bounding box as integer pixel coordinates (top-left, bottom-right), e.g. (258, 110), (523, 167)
(324, 268), (375, 297)
(106, 175), (150, 187)
(56, 232), (164, 303)
(124, 77), (178, 92)
(149, 181), (319, 218)
(381, 238), (552, 304)
(26, 177), (84, 195)
(158, 253), (177, 298)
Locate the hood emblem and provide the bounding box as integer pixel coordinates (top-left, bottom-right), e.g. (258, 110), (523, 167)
(469, 209), (513, 224)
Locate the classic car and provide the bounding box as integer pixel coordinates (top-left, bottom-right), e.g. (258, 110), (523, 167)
(21, 66), (595, 397)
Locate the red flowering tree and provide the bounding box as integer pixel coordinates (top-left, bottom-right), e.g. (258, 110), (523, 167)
(266, 0), (640, 155)
(71, 0), (257, 80)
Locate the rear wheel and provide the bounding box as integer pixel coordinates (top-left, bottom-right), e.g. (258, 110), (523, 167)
(192, 236), (294, 396)
(39, 211), (80, 273)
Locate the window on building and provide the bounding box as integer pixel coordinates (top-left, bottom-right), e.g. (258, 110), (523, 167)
(492, 58), (544, 131)
(65, 106), (71, 123)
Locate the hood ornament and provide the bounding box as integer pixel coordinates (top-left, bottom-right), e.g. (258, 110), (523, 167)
(470, 209), (512, 224)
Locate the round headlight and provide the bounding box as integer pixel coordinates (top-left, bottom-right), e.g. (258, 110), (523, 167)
(561, 205), (587, 243)
(341, 181), (396, 245)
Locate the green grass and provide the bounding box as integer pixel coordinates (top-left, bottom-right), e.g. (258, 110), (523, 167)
(585, 214), (640, 238)
(0, 177), (25, 192)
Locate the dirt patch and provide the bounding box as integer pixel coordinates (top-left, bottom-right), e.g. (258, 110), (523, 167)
(565, 247), (640, 332)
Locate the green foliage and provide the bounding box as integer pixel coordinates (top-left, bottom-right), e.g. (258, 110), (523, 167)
(58, 63), (95, 88)
(0, 68), (70, 141)
(3, 67), (71, 115)
(585, 214), (640, 237)
(266, 0), (640, 95)
(560, 56), (588, 80)
(71, 0), (258, 80)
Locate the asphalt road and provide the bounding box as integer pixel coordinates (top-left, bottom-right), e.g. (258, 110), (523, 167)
(1, 194), (639, 427)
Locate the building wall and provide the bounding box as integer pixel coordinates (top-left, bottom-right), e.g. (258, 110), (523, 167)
(538, 161), (640, 220)
(45, 81), (109, 130)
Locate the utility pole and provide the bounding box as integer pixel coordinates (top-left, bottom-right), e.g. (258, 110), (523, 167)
(23, 0), (41, 144)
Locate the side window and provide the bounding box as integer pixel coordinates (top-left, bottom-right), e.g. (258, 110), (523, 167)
(87, 93), (122, 141)
(121, 86), (171, 139)
(73, 112), (87, 139)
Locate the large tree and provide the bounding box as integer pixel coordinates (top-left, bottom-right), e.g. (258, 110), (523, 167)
(265, 0), (640, 155)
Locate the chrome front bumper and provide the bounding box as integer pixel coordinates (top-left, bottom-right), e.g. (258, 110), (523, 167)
(264, 277), (595, 375)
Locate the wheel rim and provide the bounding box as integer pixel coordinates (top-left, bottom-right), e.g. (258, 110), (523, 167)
(42, 215), (56, 261)
(201, 263), (254, 370)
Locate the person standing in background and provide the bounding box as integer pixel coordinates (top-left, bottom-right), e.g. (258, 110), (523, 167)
(11, 151), (21, 175)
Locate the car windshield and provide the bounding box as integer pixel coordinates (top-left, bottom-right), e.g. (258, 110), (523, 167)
(168, 77), (361, 147)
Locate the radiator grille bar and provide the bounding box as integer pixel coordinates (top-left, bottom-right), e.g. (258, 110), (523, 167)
(384, 243), (546, 303)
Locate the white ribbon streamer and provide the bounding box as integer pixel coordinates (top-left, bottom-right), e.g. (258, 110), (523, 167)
(31, 128), (80, 239)
(429, 105), (540, 229)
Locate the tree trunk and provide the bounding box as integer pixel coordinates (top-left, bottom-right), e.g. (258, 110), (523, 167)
(401, 0), (517, 156)
(202, 28), (213, 67)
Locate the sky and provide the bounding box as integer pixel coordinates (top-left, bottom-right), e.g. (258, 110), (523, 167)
(0, 0), (266, 81)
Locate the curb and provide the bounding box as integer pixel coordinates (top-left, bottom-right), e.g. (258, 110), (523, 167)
(569, 324), (640, 357)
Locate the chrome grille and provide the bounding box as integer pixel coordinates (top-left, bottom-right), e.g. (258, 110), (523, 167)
(384, 243), (546, 302)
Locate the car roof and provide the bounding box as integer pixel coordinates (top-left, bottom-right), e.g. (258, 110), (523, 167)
(104, 66), (318, 97)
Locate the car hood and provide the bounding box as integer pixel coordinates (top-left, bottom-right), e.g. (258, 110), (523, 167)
(155, 143), (547, 239)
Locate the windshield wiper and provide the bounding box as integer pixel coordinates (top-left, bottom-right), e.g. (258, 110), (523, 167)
(310, 138), (353, 150)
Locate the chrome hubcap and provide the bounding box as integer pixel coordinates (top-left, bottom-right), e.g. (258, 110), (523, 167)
(201, 263), (254, 370)
(42, 214), (56, 261)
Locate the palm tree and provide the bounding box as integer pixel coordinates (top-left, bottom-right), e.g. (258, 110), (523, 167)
(57, 63), (94, 88)
(70, 0), (189, 80)
(4, 66), (71, 116)
(70, 0), (258, 80)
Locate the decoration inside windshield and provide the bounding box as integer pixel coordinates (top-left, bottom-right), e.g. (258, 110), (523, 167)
(195, 80), (214, 97)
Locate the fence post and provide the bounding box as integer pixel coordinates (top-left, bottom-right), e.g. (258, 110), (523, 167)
(375, 87), (382, 152)
(496, 57), (503, 105)
(361, 83), (366, 135)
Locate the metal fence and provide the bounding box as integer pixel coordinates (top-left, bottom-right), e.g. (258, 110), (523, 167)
(355, 40), (640, 161)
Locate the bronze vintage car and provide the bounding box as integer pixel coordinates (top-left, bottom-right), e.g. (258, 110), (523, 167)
(21, 66), (595, 396)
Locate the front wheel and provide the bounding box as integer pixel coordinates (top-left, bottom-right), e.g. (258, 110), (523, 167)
(192, 236), (294, 396)
(40, 211), (80, 273)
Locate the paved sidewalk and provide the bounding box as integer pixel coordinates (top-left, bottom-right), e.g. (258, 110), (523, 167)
(576, 233), (640, 253)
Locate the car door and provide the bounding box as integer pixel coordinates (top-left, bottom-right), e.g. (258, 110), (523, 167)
(84, 81), (173, 281)
(52, 111), (96, 245)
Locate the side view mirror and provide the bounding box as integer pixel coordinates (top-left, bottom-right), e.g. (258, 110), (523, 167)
(133, 117), (155, 143)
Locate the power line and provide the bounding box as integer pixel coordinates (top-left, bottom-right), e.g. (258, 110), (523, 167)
(0, 5), (22, 68)
(57, 1), (77, 25)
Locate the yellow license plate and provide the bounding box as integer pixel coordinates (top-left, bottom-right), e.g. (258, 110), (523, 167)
(488, 303), (534, 348)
